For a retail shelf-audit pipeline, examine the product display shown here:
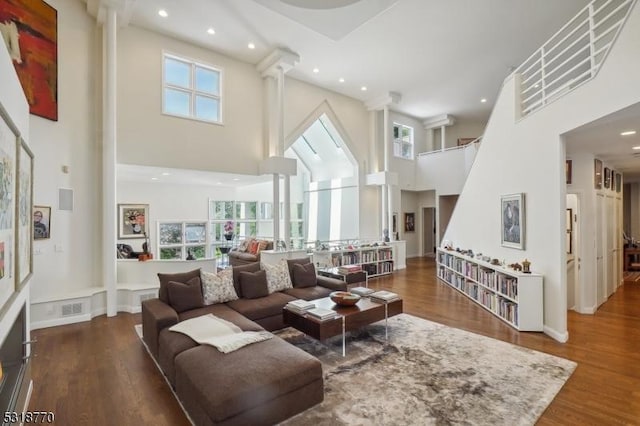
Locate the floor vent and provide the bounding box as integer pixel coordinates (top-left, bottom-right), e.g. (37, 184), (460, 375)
(61, 303), (83, 316)
(139, 293), (156, 303)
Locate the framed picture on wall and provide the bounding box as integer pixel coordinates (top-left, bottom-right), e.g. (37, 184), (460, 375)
(17, 139), (34, 287)
(118, 204), (149, 239)
(0, 105), (18, 313)
(594, 159), (603, 189)
(501, 193), (525, 250)
(566, 160), (572, 184)
(604, 167), (611, 189)
(404, 212), (415, 232)
(616, 173), (622, 193)
(33, 206), (51, 240)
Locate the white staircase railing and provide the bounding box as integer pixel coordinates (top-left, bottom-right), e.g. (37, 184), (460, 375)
(515, 0), (635, 118)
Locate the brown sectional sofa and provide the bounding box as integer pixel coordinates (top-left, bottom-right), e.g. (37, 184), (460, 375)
(141, 257), (347, 426)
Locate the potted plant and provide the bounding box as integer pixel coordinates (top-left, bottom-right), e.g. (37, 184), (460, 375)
(223, 220), (235, 241)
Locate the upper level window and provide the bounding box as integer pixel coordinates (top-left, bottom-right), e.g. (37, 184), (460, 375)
(163, 53), (222, 123)
(393, 123), (414, 159)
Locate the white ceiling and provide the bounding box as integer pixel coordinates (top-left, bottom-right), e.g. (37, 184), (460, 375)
(123, 0), (640, 181)
(117, 164), (272, 186)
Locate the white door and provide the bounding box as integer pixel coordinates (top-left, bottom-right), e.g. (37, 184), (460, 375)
(596, 194), (606, 307)
(422, 208), (435, 256)
(606, 196), (615, 297)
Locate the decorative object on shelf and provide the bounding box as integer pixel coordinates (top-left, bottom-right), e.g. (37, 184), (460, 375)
(501, 193), (525, 250)
(509, 263), (522, 272)
(383, 228), (389, 242)
(522, 259), (531, 274)
(223, 220), (235, 240)
(118, 203), (148, 239)
(139, 231), (152, 261)
(186, 249), (195, 260)
(566, 159), (572, 184)
(33, 205), (50, 240)
(330, 291), (361, 306)
(594, 159), (603, 189)
(404, 212), (415, 232)
(482, 256), (491, 262)
(491, 258), (500, 265)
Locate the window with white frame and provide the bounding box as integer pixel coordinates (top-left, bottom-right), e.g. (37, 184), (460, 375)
(163, 53), (222, 123)
(209, 201), (259, 253)
(393, 123), (414, 159)
(157, 221), (208, 260)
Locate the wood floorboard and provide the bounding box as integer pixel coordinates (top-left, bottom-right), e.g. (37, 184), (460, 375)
(27, 257), (640, 425)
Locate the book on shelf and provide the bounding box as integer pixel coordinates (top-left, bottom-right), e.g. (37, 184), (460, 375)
(337, 264), (362, 274)
(369, 290), (400, 303)
(285, 299), (315, 313)
(350, 286), (374, 296)
(307, 307), (339, 321)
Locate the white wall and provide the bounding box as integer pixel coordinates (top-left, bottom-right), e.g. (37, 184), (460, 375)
(415, 146), (473, 194)
(432, 120), (486, 150)
(443, 2), (640, 341)
(29, 0), (101, 301)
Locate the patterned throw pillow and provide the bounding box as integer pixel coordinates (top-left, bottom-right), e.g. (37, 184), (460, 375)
(262, 259), (293, 294)
(201, 268), (239, 305)
(237, 239), (250, 253)
(248, 240), (260, 255)
(256, 239), (269, 254)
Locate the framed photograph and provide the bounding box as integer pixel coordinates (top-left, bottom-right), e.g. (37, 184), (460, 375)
(0, 106), (18, 313)
(604, 167), (610, 189)
(404, 212), (415, 232)
(616, 173), (622, 193)
(392, 213), (397, 233)
(17, 139), (33, 287)
(594, 159), (603, 189)
(501, 193), (525, 250)
(565, 160), (572, 184)
(118, 203), (149, 239)
(33, 206), (50, 240)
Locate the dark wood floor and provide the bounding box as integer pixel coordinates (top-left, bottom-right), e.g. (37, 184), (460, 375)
(28, 257), (640, 425)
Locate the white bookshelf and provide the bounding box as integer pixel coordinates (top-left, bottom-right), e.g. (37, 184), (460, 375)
(312, 245), (395, 278)
(436, 248), (543, 331)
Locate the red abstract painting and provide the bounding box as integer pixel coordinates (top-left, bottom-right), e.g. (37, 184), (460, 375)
(0, 0), (57, 121)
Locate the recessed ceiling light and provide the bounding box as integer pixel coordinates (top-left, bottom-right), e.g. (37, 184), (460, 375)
(481, 98), (487, 103)
(339, 78), (345, 83)
(361, 86), (367, 91)
(233, 178), (240, 181)
(621, 130), (637, 136)
(632, 146), (640, 150)
(161, 172), (171, 176)
(158, 9), (168, 18)
(207, 28), (215, 35)
(313, 68), (319, 73)
(248, 42), (255, 49)
(151, 177), (159, 181)
(216, 181), (222, 185)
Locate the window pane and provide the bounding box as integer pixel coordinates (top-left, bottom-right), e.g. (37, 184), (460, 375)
(393, 125), (399, 139)
(195, 67), (219, 95)
(159, 223), (182, 245)
(402, 142), (412, 158)
(401, 126), (410, 139)
(237, 222), (257, 238)
(212, 201), (233, 220)
(185, 223), (206, 243)
(164, 88), (190, 116)
(235, 202), (257, 220)
(210, 222), (224, 241)
(165, 58), (191, 88)
(393, 141), (402, 157)
(195, 96), (219, 122)
(260, 202), (273, 220)
(160, 247), (182, 260)
(187, 245), (206, 259)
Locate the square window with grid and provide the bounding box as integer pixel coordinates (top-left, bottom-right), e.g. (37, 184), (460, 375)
(393, 123), (414, 159)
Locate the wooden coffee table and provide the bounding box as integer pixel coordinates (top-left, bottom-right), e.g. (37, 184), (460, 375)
(282, 296), (403, 356)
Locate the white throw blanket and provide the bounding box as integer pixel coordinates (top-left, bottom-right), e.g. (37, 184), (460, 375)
(169, 314), (273, 354)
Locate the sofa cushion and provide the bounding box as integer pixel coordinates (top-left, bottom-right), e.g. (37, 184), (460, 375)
(167, 277), (204, 313)
(292, 262), (316, 288)
(262, 259), (293, 293)
(201, 268), (238, 305)
(157, 268), (201, 304)
(177, 304), (266, 331)
(174, 337), (322, 424)
(226, 292), (296, 321)
(239, 270), (269, 299)
(256, 239), (270, 253)
(232, 261), (261, 297)
(283, 285), (333, 301)
(233, 252), (259, 262)
(287, 257), (311, 278)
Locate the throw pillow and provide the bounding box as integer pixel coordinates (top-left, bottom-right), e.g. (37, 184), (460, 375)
(157, 268), (201, 304)
(231, 261), (261, 297)
(262, 259), (294, 293)
(292, 262), (317, 288)
(248, 240), (260, 255)
(237, 239), (250, 253)
(166, 277), (204, 313)
(201, 269), (238, 305)
(256, 239), (269, 254)
(239, 270), (269, 299)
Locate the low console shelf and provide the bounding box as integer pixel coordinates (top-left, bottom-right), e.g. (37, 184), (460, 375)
(436, 248), (543, 331)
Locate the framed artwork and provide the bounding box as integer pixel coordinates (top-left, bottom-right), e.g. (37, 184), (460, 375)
(404, 212), (415, 232)
(604, 167), (610, 189)
(33, 205), (50, 240)
(566, 208), (573, 255)
(616, 173), (622, 193)
(565, 160), (572, 184)
(594, 159), (603, 189)
(501, 193), (525, 250)
(457, 138), (477, 146)
(0, 105), (17, 313)
(118, 203), (149, 239)
(392, 213), (397, 233)
(17, 139), (33, 287)
(0, 0), (58, 121)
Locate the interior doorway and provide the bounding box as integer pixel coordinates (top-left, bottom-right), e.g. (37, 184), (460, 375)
(566, 193), (579, 311)
(422, 207), (436, 256)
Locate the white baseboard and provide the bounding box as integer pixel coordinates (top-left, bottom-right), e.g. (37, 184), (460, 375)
(574, 305), (596, 314)
(543, 325), (569, 343)
(31, 314), (92, 330)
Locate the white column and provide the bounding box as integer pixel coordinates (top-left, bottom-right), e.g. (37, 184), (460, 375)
(381, 184), (387, 239)
(284, 175), (291, 247)
(440, 125), (446, 151)
(382, 106), (390, 237)
(104, 7), (117, 317)
(387, 184), (393, 239)
(273, 174), (280, 244)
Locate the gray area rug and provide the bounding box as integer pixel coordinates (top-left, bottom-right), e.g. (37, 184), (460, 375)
(278, 314), (576, 426)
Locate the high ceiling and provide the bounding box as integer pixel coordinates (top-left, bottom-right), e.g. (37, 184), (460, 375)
(127, 0), (591, 122)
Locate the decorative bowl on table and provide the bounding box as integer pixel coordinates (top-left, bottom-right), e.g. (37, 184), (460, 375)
(330, 291), (361, 306)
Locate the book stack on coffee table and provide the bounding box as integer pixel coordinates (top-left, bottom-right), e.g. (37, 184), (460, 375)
(285, 299), (316, 314)
(369, 290), (400, 304)
(306, 307), (339, 321)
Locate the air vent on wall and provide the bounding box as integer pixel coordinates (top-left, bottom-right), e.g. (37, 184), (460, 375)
(61, 303), (82, 316)
(58, 188), (74, 211)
